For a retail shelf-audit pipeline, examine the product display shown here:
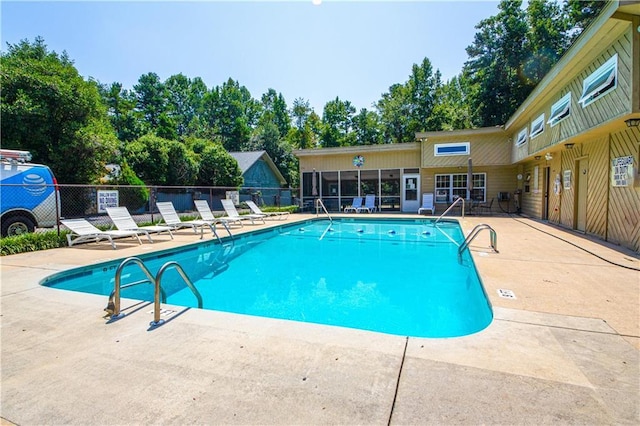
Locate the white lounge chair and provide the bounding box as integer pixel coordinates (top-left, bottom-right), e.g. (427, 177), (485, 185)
(106, 206), (173, 242)
(418, 193), (435, 215)
(156, 201), (216, 239)
(194, 199), (243, 228)
(220, 199), (265, 225)
(343, 197), (363, 213)
(357, 194), (377, 213)
(61, 218), (143, 249)
(245, 200), (289, 220)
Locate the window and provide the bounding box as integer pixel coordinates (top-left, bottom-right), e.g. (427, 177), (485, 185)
(579, 54), (618, 107)
(434, 142), (470, 156)
(548, 92), (571, 126)
(435, 173), (486, 203)
(530, 113), (545, 139)
(516, 128), (528, 146)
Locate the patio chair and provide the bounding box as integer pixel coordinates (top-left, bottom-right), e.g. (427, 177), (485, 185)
(357, 194), (377, 213)
(477, 198), (494, 215)
(106, 206), (173, 242)
(418, 193), (435, 215)
(245, 200), (289, 220)
(220, 199), (265, 225)
(61, 218), (144, 249)
(156, 201), (216, 239)
(195, 199), (244, 228)
(343, 197), (363, 213)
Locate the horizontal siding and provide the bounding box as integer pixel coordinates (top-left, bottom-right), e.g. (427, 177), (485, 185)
(422, 132), (511, 168)
(299, 149), (420, 172)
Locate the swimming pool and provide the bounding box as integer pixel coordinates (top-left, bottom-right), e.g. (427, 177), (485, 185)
(42, 218), (493, 338)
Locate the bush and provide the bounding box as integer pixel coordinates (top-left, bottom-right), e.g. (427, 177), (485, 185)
(0, 230), (69, 256)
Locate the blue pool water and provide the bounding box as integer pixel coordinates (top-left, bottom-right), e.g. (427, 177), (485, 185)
(42, 218), (492, 338)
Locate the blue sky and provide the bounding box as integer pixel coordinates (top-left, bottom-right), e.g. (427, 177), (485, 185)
(1, 0), (499, 114)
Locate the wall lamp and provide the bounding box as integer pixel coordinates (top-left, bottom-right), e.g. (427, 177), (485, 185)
(564, 143), (575, 149)
(534, 156), (541, 160)
(544, 153), (553, 161)
(625, 118), (640, 127)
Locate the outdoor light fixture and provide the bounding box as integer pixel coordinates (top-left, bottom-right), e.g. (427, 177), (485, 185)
(565, 143), (575, 149)
(545, 153), (553, 161)
(534, 156), (541, 160)
(625, 118), (640, 127)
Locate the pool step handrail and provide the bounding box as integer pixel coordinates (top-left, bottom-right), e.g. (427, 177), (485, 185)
(458, 224), (498, 258)
(107, 256), (202, 324)
(315, 198), (333, 223)
(435, 197), (465, 224)
(213, 220), (234, 243)
(151, 261), (203, 326)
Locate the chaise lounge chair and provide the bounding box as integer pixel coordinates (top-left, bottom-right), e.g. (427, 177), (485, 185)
(106, 206), (173, 242)
(61, 218), (144, 249)
(156, 201), (217, 239)
(220, 199), (265, 225)
(343, 197), (363, 213)
(194, 199), (244, 228)
(418, 193), (435, 215)
(357, 194), (377, 213)
(245, 200), (289, 220)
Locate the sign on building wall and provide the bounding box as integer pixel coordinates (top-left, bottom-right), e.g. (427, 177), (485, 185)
(226, 191), (239, 205)
(563, 170), (572, 190)
(611, 156), (634, 187)
(97, 190), (119, 213)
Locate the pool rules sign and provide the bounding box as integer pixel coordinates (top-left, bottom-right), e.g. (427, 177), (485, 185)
(611, 156), (634, 187)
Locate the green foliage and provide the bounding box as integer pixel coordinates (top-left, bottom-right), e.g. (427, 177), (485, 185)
(124, 134), (171, 185)
(0, 230), (68, 256)
(1, 37), (118, 183)
(113, 162), (150, 211)
(196, 143), (243, 187)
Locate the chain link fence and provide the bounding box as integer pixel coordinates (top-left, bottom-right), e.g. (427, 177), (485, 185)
(1, 183), (300, 236)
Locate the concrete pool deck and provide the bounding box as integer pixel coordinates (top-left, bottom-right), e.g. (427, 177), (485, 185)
(1, 213), (638, 425)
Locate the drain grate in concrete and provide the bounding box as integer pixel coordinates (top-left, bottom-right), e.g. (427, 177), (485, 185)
(497, 289), (516, 299)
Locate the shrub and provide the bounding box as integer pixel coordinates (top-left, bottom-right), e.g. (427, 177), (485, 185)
(0, 230), (69, 256)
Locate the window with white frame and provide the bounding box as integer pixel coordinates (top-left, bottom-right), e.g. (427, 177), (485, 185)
(548, 92), (571, 126)
(434, 142), (470, 156)
(516, 128), (528, 146)
(435, 173), (486, 203)
(530, 113), (545, 139)
(579, 54), (618, 107)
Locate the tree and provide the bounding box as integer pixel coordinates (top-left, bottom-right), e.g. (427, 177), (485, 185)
(352, 108), (383, 145)
(100, 82), (144, 142)
(196, 143), (243, 187)
(376, 83), (412, 143)
(124, 134), (171, 185)
(134, 72), (167, 131)
(320, 97), (356, 147)
(406, 58), (441, 133)
(259, 88), (291, 138)
(1, 37), (118, 183)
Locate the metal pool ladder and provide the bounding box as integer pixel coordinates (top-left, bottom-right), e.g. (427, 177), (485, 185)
(106, 256), (203, 327)
(458, 224), (498, 258)
(315, 198), (332, 222)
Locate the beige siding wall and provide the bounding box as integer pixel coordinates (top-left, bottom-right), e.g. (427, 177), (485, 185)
(298, 149), (420, 173)
(421, 132), (511, 167)
(511, 26), (634, 163)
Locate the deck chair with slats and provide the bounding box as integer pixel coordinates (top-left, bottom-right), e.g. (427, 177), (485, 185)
(156, 201), (216, 239)
(106, 206), (173, 242)
(245, 200), (289, 220)
(418, 193), (435, 215)
(219, 199), (265, 226)
(61, 218), (144, 249)
(343, 197), (363, 213)
(357, 194), (377, 213)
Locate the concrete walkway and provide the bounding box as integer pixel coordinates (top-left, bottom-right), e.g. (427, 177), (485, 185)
(1, 214), (638, 425)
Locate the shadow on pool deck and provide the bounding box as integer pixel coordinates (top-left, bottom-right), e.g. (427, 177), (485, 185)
(1, 213), (638, 425)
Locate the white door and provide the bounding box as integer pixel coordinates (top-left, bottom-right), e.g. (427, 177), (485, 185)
(402, 174), (420, 213)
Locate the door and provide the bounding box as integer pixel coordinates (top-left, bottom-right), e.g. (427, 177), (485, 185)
(401, 174), (420, 213)
(542, 167), (550, 220)
(576, 159), (588, 232)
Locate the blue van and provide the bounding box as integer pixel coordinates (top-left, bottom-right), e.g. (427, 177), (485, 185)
(0, 149), (61, 237)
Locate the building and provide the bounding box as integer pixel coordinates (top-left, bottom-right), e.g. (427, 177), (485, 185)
(294, 0), (640, 253)
(229, 150), (289, 206)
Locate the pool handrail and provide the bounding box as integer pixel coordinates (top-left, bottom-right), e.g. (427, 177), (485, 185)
(315, 198), (332, 222)
(435, 197), (465, 224)
(151, 261), (203, 326)
(458, 224), (498, 258)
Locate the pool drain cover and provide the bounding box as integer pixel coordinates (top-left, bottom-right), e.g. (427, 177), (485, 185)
(497, 289), (516, 299)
